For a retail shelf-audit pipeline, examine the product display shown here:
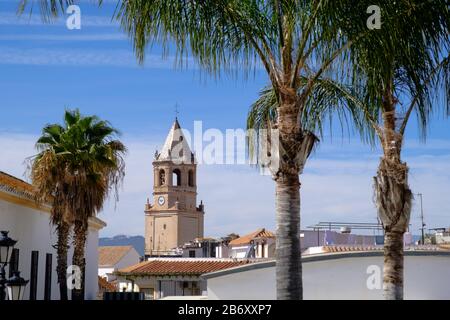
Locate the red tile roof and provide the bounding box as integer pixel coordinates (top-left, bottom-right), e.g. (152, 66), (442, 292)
(0, 171), (106, 229)
(322, 246), (382, 253)
(229, 228), (275, 246)
(321, 245), (450, 254)
(98, 276), (116, 292)
(0, 171), (36, 199)
(117, 259), (252, 276)
(98, 246), (134, 267)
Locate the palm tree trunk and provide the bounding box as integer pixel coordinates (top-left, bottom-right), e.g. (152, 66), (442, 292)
(275, 172), (302, 300)
(71, 219), (88, 301)
(56, 221), (70, 301)
(383, 231), (404, 299)
(375, 158), (411, 300)
(374, 101), (412, 300)
(274, 91), (313, 300)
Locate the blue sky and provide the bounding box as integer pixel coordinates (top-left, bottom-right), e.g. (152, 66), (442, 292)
(0, 1), (449, 238)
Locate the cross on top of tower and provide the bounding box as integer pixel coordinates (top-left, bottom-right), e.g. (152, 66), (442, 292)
(174, 103), (180, 119)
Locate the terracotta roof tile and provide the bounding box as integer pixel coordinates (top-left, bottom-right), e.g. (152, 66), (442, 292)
(322, 246), (382, 253)
(229, 228), (275, 246)
(117, 259), (252, 276)
(319, 245), (450, 254)
(98, 276), (116, 292)
(99, 246), (133, 267)
(0, 171), (36, 199)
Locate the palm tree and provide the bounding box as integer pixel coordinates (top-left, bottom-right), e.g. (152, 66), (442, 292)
(348, 4), (450, 299)
(248, 1), (450, 300)
(20, 0), (409, 299)
(23, 0), (447, 300)
(30, 109), (126, 300)
(30, 120), (75, 300)
(110, 0), (384, 299)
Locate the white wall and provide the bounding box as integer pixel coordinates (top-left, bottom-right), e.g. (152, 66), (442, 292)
(206, 253), (450, 300)
(230, 246), (249, 259)
(98, 267), (115, 280)
(84, 227), (100, 300)
(115, 248), (141, 270)
(116, 276), (206, 299)
(0, 195), (103, 300)
(99, 248), (140, 281)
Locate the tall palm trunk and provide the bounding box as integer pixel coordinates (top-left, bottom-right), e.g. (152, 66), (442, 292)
(56, 221), (70, 300)
(375, 155), (411, 299)
(274, 91), (315, 300)
(374, 86), (412, 300)
(71, 219), (88, 301)
(275, 172), (302, 300)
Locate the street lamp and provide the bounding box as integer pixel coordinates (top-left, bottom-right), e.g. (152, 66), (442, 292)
(6, 272), (29, 301)
(0, 231), (17, 301)
(0, 231), (16, 266)
(414, 193), (426, 245)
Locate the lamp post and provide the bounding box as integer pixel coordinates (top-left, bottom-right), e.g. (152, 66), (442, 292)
(415, 193), (426, 245)
(0, 231), (17, 301)
(0, 231), (29, 300)
(6, 272), (29, 301)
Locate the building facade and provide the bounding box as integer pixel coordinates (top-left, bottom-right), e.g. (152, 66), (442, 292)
(0, 171), (105, 300)
(145, 119), (205, 257)
(203, 249), (450, 300)
(115, 258), (250, 300)
(216, 228), (275, 259)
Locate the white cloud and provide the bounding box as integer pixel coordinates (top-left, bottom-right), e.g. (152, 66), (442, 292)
(0, 132), (449, 239)
(0, 47), (188, 68)
(0, 12), (118, 27)
(0, 33), (126, 41)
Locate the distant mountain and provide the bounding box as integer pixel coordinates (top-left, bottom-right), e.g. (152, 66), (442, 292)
(99, 235), (145, 256)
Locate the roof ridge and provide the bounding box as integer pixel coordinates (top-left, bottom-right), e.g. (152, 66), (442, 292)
(0, 171), (36, 199)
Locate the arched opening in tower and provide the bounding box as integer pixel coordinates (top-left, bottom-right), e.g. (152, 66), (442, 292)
(172, 169), (181, 186)
(188, 170), (194, 187)
(159, 169), (166, 186)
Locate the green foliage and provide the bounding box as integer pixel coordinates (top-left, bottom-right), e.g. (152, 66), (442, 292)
(31, 109), (127, 224)
(17, 0), (74, 22)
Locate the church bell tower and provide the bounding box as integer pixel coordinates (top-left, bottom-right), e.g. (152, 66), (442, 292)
(144, 119), (205, 257)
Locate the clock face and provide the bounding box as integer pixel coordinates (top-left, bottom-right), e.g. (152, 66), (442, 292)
(158, 196), (165, 206)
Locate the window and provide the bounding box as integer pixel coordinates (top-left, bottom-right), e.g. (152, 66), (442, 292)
(159, 169), (165, 186)
(189, 250), (196, 258)
(172, 169), (181, 186)
(188, 170), (194, 187)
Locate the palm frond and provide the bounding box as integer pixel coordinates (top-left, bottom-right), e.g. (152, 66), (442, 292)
(247, 75), (378, 165)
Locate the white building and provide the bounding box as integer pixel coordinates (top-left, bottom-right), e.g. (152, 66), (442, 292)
(180, 238), (218, 258)
(0, 170), (106, 300)
(203, 247), (450, 300)
(435, 229), (450, 244)
(216, 228), (275, 259)
(300, 229), (379, 248)
(98, 245), (141, 281)
(115, 258), (251, 300)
